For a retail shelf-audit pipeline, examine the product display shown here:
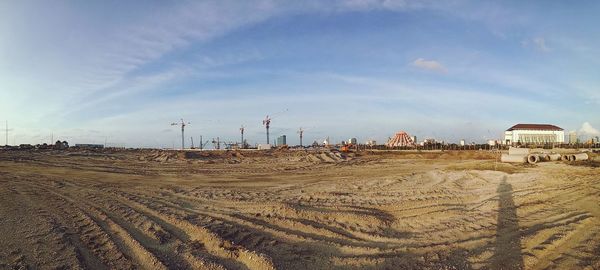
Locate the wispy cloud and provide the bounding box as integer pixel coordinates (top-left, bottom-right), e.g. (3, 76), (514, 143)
(522, 37), (551, 52)
(411, 58), (447, 73)
(533, 37), (551, 52)
(74, 2), (278, 95)
(336, 0), (442, 10)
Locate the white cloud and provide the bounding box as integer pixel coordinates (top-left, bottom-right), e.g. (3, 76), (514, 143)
(412, 58), (447, 73)
(533, 37), (550, 52)
(523, 37), (550, 52)
(579, 122), (600, 136)
(335, 0), (455, 11)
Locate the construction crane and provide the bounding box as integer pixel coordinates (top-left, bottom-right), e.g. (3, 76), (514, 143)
(262, 116), (271, 145)
(212, 137), (221, 150)
(298, 127), (304, 147)
(171, 119), (189, 150)
(262, 109), (288, 144)
(297, 127), (315, 147)
(200, 136), (209, 150)
(5, 120), (8, 146)
(239, 125), (245, 149)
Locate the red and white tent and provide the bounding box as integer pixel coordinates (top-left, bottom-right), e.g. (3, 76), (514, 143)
(386, 131), (415, 147)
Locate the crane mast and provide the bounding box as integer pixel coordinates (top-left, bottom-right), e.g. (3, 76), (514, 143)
(262, 116), (271, 144)
(171, 119), (189, 150)
(262, 109), (288, 145)
(298, 128), (304, 147)
(240, 125), (245, 149)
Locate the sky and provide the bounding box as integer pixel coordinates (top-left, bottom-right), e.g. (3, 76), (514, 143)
(1, 0), (599, 148)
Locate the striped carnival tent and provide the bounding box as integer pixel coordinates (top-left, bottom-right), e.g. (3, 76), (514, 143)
(386, 131), (415, 147)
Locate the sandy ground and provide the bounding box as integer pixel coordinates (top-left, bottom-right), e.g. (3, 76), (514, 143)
(0, 149), (599, 270)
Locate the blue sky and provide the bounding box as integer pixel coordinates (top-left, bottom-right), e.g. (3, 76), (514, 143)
(1, 0), (599, 147)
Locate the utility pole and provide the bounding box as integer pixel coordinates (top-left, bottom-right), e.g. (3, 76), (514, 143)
(5, 121), (8, 146)
(171, 119), (189, 150)
(190, 137), (194, 149)
(200, 135), (203, 150)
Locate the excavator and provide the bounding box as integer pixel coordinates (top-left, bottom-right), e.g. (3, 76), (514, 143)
(341, 143), (354, 152)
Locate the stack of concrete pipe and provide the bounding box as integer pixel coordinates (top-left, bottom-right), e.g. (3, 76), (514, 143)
(501, 147), (588, 164)
(561, 153), (589, 162)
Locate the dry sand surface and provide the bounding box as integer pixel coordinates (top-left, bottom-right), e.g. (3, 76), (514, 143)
(1, 149), (599, 269)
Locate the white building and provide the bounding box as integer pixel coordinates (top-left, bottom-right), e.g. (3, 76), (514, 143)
(504, 124), (564, 145)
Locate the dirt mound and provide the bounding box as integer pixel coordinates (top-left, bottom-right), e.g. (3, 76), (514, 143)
(139, 150), (185, 162)
(297, 151), (350, 163)
(137, 149), (353, 164)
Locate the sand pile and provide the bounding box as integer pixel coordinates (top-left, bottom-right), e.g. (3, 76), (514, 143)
(139, 150), (185, 162)
(298, 151), (348, 163)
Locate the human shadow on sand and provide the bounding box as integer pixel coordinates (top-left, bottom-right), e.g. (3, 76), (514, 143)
(490, 176), (524, 269)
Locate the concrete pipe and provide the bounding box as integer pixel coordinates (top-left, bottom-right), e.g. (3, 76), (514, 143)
(508, 147), (530, 156)
(571, 153), (589, 161)
(547, 153), (562, 161)
(501, 154), (527, 163)
(527, 154), (540, 164)
(537, 154), (549, 161)
(561, 154), (571, 161)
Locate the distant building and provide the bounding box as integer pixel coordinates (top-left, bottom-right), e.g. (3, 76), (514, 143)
(75, 144), (104, 149)
(258, 144), (272, 150)
(569, 131), (577, 144)
(276, 135), (287, 146)
(504, 124), (564, 144)
(423, 138), (436, 145)
(347, 138), (357, 145)
(460, 139), (465, 146)
(366, 140), (377, 146)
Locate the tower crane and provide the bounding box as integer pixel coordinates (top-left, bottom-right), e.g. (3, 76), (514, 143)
(199, 135), (209, 150)
(240, 125), (245, 149)
(262, 109), (288, 144)
(212, 137), (221, 150)
(262, 116), (271, 145)
(171, 119), (189, 150)
(298, 127), (305, 147)
(297, 127), (315, 147)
